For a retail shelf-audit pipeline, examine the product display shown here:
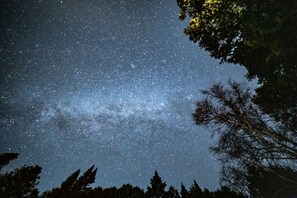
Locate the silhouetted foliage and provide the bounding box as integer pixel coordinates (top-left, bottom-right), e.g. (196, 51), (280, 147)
(180, 183), (189, 198)
(213, 186), (246, 198)
(0, 152), (18, 171)
(177, 0), (297, 130)
(179, 182), (246, 198)
(167, 185), (180, 198)
(188, 180), (203, 197)
(0, 152), (249, 197)
(248, 166), (297, 198)
(203, 188), (213, 198)
(117, 184), (145, 198)
(60, 169), (81, 190)
(146, 171), (167, 198)
(41, 166), (97, 198)
(192, 81), (297, 194)
(0, 153), (41, 198)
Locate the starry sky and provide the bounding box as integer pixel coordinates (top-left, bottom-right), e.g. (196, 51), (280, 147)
(0, 0), (249, 192)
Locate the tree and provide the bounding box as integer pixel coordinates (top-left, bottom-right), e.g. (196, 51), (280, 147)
(192, 81), (297, 194)
(180, 183), (189, 198)
(146, 171), (167, 198)
(73, 165), (97, 190)
(188, 180), (203, 197)
(117, 184), (145, 198)
(0, 153), (41, 198)
(59, 169), (81, 192)
(117, 184), (144, 198)
(178, 182), (246, 198)
(177, 0), (297, 129)
(167, 185), (180, 198)
(41, 166), (97, 198)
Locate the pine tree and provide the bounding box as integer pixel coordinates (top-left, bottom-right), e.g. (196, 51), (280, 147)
(180, 183), (189, 198)
(146, 171), (167, 198)
(60, 169), (81, 191)
(189, 180), (203, 197)
(73, 165), (97, 190)
(41, 166), (97, 198)
(167, 185), (180, 198)
(0, 152), (41, 198)
(0, 165), (41, 198)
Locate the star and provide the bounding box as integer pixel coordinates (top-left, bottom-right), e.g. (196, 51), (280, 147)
(0, 0), (248, 192)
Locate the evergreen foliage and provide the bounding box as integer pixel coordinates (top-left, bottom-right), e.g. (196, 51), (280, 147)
(0, 153), (41, 198)
(0, 152), (18, 171)
(40, 166), (97, 198)
(146, 171), (167, 198)
(167, 186), (180, 198)
(0, 152), (249, 197)
(180, 183), (189, 198)
(188, 180), (203, 197)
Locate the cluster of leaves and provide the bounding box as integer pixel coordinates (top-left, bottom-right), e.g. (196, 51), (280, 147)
(0, 152), (246, 198)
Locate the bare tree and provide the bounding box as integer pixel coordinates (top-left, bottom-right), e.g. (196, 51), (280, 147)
(193, 80), (297, 193)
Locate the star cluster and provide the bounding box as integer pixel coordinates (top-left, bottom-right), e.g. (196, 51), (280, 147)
(0, 0), (248, 192)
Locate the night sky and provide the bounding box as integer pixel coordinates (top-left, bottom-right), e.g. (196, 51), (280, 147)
(0, 0), (249, 192)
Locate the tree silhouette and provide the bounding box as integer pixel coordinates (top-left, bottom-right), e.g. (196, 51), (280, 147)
(180, 183), (189, 198)
(213, 186), (245, 198)
(177, 0), (297, 130)
(146, 171), (167, 198)
(167, 185), (180, 198)
(0, 152), (248, 197)
(188, 180), (203, 197)
(41, 166), (97, 198)
(0, 152), (18, 171)
(117, 184), (145, 198)
(202, 188), (213, 198)
(192, 81), (297, 194)
(59, 169), (81, 191)
(0, 153), (41, 198)
(74, 165), (97, 190)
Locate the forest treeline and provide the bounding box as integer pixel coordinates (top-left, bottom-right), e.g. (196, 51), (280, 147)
(1, 152), (297, 198)
(0, 152), (246, 198)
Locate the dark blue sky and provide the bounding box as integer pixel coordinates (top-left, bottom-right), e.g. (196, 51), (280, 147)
(0, 0), (248, 192)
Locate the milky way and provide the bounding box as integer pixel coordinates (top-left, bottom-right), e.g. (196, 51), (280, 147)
(0, 0), (248, 191)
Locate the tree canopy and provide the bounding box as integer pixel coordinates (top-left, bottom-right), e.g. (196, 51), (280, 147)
(177, 0), (297, 129)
